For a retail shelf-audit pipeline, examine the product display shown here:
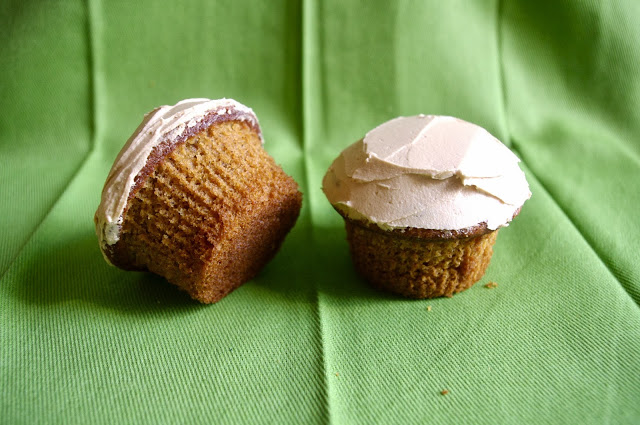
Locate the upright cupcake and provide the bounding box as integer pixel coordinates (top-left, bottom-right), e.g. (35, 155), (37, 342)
(95, 98), (302, 303)
(322, 115), (530, 299)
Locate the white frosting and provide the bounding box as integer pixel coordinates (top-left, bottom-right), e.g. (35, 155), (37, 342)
(94, 98), (260, 258)
(322, 115), (531, 231)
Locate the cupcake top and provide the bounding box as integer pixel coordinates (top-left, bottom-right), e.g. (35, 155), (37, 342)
(94, 98), (261, 257)
(322, 115), (531, 233)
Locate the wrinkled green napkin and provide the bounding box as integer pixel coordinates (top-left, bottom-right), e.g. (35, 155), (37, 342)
(1, 1), (639, 424)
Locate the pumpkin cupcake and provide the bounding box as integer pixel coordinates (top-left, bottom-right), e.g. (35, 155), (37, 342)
(322, 115), (530, 298)
(95, 98), (302, 303)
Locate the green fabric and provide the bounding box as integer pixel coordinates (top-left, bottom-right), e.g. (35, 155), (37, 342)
(2, 0), (639, 423)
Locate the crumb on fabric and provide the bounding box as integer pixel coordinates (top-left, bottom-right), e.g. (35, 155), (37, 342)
(335, 372), (340, 377)
(440, 389), (449, 396)
(484, 281), (498, 289)
(427, 305), (432, 312)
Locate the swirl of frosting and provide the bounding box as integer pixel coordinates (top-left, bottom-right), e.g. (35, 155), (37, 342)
(322, 115), (531, 231)
(94, 98), (261, 258)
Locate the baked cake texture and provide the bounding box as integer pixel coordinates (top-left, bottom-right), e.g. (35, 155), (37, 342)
(322, 115), (530, 299)
(95, 98), (302, 303)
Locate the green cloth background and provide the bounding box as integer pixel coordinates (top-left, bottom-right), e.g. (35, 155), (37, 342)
(2, 1), (639, 423)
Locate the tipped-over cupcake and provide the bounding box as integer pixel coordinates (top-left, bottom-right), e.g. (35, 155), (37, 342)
(95, 98), (302, 303)
(322, 115), (530, 299)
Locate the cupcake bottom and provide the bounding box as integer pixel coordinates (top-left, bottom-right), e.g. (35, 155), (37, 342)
(108, 120), (301, 303)
(344, 220), (498, 299)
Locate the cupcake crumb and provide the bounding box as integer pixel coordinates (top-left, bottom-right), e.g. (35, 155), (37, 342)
(440, 389), (449, 396)
(427, 305), (432, 312)
(484, 281), (498, 289)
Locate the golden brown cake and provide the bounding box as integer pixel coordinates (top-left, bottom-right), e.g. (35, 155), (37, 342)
(95, 98), (302, 303)
(322, 115), (530, 299)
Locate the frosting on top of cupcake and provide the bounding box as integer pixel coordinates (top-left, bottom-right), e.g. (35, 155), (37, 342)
(94, 98), (261, 257)
(322, 115), (531, 231)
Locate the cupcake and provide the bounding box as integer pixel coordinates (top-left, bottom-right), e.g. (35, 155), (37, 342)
(322, 115), (530, 298)
(95, 98), (302, 303)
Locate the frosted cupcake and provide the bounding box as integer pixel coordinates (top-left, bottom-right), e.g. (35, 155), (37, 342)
(322, 115), (530, 298)
(95, 98), (302, 303)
